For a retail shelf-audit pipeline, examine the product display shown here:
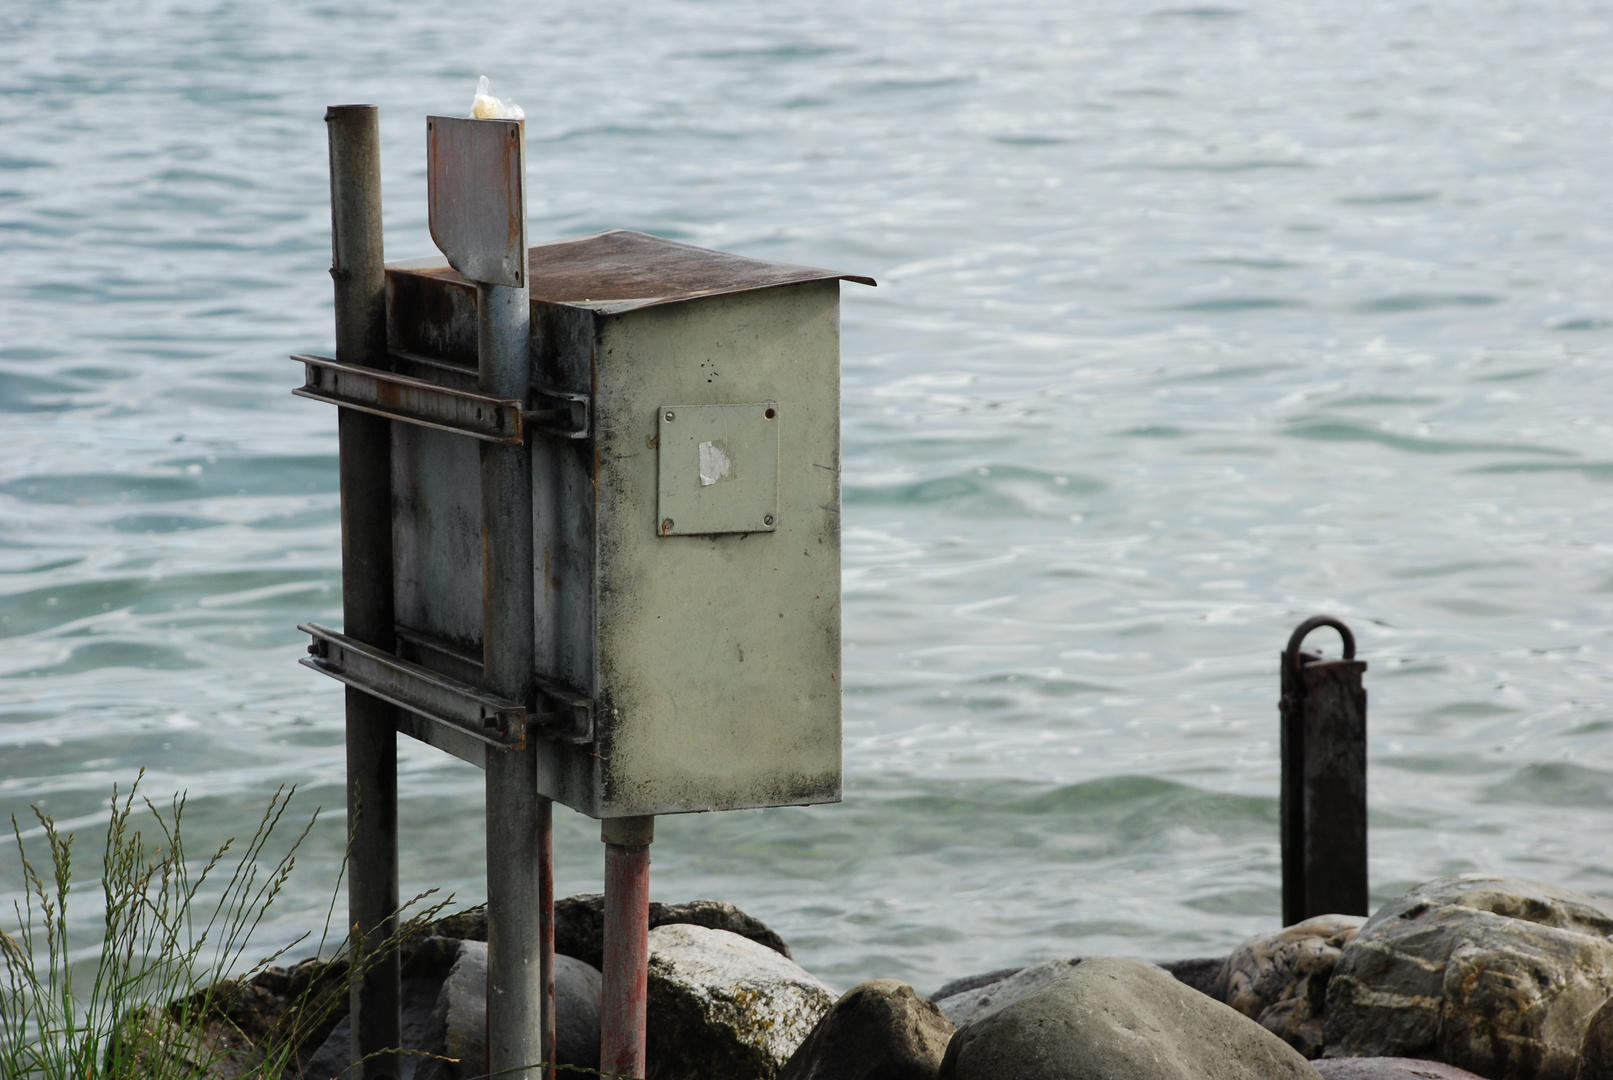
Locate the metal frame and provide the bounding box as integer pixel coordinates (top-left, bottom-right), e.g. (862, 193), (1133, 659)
(311, 107), (557, 1080)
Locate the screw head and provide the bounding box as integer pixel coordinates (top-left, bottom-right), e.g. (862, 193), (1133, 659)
(662, 518), (674, 532)
(763, 514), (775, 527)
(664, 410), (675, 422)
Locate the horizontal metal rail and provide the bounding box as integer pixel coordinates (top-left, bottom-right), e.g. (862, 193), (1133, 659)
(293, 354), (525, 443)
(299, 622), (527, 752)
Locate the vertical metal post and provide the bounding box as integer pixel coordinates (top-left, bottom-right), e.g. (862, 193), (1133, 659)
(326, 103), (400, 1080)
(539, 799), (556, 1080)
(1279, 615), (1369, 925)
(601, 816), (654, 1079)
(480, 264), (545, 1076)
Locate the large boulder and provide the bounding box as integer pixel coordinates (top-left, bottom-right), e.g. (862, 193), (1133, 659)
(412, 939), (603, 1080)
(937, 956), (1318, 1080)
(1317, 1061), (1488, 1080)
(933, 958), (1088, 1028)
(778, 980), (955, 1080)
(1324, 874), (1613, 1080)
(1576, 996), (1613, 1080)
(558, 894), (793, 970)
(647, 923), (835, 1080)
(1214, 914), (1364, 1058)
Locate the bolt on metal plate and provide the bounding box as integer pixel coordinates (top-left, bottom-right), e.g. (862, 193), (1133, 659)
(656, 402), (779, 536)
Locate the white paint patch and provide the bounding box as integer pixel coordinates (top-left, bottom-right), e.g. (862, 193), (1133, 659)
(698, 441), (732, 486)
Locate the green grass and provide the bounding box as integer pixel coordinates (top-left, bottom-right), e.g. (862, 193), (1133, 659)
(0, 773), (445, 1080)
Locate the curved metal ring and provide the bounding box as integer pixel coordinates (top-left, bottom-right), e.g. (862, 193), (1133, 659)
(1285, 615), (1355, 674)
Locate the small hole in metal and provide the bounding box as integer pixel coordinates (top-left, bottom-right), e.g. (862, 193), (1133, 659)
(765, 408), (776, 419)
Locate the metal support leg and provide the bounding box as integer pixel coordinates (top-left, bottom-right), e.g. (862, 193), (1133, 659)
(478, 274), (542, 1078)
(539, 798), (556, 1080)
(327, 103), (400, 1080)
(601, 816), (654, 1079)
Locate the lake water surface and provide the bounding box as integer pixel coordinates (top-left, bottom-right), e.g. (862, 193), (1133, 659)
(5, 0), (1613, 992)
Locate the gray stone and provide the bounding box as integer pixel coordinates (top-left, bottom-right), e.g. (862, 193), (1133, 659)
(1575, 995), (1613, 1080)
(1325, 874), (1613, 1080)
(552, 893), (793, 971)
(1160, 957), (1228, 999)
(938, 956), (1318, 1080)
(929, 968), (1022, 1003)
(647, 923), (835, 1080)
(934, 958), (1088, 1028)
(777, 979), (955, 1080)
(411, 939), (603, 1080)
(1214, 914), (1364, 1058)
(300, 974), (447, 1080)
(1316, 1060), (1488, 1080)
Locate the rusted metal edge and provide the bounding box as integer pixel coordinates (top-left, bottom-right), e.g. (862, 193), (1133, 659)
(293, 353), (524, 443)
(386, 230), (876, 315)
(292, 354), (589, 441)
(299, 622), (527, 755)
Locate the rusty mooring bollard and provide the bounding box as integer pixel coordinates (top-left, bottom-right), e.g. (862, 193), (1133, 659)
(1279, 615), (1368, 926)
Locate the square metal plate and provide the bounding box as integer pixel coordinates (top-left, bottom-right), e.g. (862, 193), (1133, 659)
(657, 402), (779, 536)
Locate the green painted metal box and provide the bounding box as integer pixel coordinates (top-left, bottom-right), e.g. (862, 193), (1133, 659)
(383, 230), (871, 817)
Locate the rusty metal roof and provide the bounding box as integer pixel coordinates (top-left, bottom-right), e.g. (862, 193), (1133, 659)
(390, 229), (875, 314)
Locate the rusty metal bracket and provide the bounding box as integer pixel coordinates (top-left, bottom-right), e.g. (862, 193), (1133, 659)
(293, 354), (524, 443)
(526, 384), (591, 439)
(293, 355), (591, 442)
(299, 622), (527, 751)
(532, 674), (594, 743)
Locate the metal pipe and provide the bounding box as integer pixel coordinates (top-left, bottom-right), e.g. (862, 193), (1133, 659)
(1279, 615), (1368, 925)
(479, 262), (543, 1075)
(539, 798), (556, 1080)
(601, 816), (654, 1079)
(326, 103), (400, 1080)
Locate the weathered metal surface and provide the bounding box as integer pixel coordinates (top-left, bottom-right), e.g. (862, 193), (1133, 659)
(293, 353), (525, 443)
(538, 801), (557, 1080)
(657, 402), (779, 536)
(326, 103), (400, 1080)
(384, 229), (876, 339)
(300, 622), (527, 750)
(1280, 615), (1369, 925)
(426, 116), (526, 288)
(384, 235), (854, 818)
(600, 818), (654, 1080)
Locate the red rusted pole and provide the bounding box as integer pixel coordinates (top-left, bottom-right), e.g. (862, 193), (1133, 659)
(600, 816), (654, 1079)
(539, 797), (556, 1080)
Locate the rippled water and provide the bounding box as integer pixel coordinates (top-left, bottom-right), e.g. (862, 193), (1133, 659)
(5, 0), (1613, 992)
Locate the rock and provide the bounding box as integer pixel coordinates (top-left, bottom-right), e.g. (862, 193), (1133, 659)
(301, 971), (448, 1080)
(1317, 1060), (1489, 1080)
(1213, 914), (1364, 1058)
(930, 968), (1022, 1003)
(934, 958), (1091, 1028)
(119, 1009), (266, 1079)
(412, 939), (603, 1080)
(777, 979), (955, 1080)
(647, 923), (835, 1080)
(1160, 957), (1228, 999)
(553, 893), (794, 971)
(938, 956), (1318, 1080)
(1325, 874), (1613, 1080)
(1576, 996), (1613, 1080)
(433, 894), (793, 970)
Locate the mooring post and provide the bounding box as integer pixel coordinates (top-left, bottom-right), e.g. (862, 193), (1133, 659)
(326, 103), (401, 1080)
(601, 816), (654, 1079)
(1279, 615), (1369, 925)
